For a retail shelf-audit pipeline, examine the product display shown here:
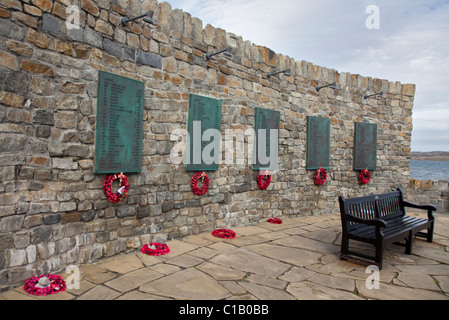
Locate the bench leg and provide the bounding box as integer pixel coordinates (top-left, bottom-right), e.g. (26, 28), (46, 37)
(427, 222), (434, 243)
(341, 233), (349, 256)
(375, 240), (384, 270)
(405, 232), (412, 255)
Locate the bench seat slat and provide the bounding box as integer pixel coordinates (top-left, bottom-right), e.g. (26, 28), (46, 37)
(348, 216), (429, 241)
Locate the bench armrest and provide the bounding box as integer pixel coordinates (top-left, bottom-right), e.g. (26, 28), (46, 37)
(403, 201), (436, 220)
(342, 214), (388, 228)
(403, 201), (436, 211)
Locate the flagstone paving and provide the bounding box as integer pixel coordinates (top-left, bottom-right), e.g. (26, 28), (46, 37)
(1, 211), (448, 300)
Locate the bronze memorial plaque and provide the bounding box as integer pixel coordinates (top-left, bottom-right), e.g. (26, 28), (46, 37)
(353, 122), (378, 171)
(253, 107), (280, 171)
(95, 71), (144, 174)
(306, 116), (331, 170)
(186, 94), (222, 171)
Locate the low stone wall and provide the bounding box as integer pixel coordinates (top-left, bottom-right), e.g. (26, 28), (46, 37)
(407, 179), (449, 213)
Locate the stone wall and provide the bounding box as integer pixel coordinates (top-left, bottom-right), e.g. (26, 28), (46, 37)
(0, 0), (416, 289)
(408, 179), (449, 213)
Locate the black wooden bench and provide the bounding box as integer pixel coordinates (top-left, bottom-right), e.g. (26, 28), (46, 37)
(338, 189), (436, 269)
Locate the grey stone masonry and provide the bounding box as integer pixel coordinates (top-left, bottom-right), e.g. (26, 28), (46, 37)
(0, 0), (419, 289)
(408, 179), (449, 213)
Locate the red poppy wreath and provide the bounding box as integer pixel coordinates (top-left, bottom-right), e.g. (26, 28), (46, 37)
(257, 171), (271, 190)
(191, 171), (209, 196)
(268, 218), (283, 224)
(313, 168), (327, 186)
(212, 229), (236, 239)
(141, 243), (170, 256)
(103, 173), (129, 203)
(359, 169), (371, 185)
(23, 274), (66, 296)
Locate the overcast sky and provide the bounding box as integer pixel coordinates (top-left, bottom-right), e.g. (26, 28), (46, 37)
(164, 0), (449, 152)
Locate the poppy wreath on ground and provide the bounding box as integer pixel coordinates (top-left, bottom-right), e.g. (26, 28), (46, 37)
(257, 171), (271, 190)
(190, 171), (209, 196)
(268, 218), (283, 224)
(141, 243), (170, 256)
(23, 274), (66, 296)
(103, 173), (129, 203)
(313, 168), (327, 186)
(359, 169), (371, 185)
(212, 229), (236, 239)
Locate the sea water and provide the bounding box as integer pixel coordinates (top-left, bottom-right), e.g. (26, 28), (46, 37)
(409, 160), (449, 181)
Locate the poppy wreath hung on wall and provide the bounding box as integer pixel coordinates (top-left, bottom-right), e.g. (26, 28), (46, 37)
(190, 171), (209, 196)
(257, 170), (271, 190)
(212, 229), (236, 239)
(359, 169), (371, 185)
(23, 274), (66, 296)
(103, 172), (129, 203)
(313, 168), (327, 186)
(140, 243), (170, 256)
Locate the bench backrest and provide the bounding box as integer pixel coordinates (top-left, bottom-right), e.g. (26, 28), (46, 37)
(339, 190), (405, 223)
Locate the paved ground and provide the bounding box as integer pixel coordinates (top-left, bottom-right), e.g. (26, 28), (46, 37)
(1, 210), (448, 301)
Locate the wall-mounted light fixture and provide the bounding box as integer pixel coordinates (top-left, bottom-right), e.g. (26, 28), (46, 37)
(316, 82), (338, 92)
(267, 69), (291, 78)
(121, 11), (155, 27)
(205, 47), (232, 60)
(364, 91), (384, 99)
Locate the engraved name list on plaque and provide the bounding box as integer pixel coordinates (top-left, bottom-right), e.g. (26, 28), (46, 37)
(253, 107), (280, 171)
(186, 94), (223, 172)
(95, 71), (145, 174)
